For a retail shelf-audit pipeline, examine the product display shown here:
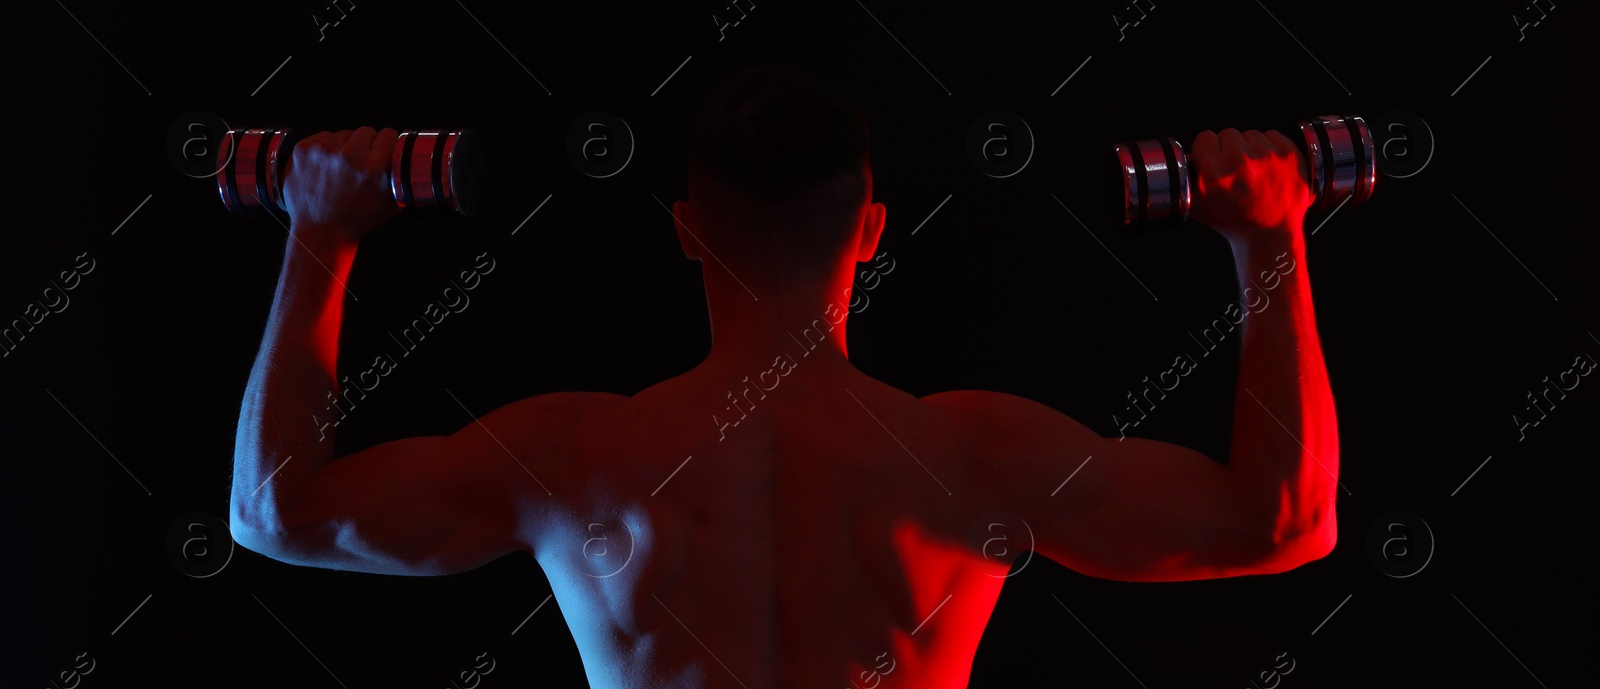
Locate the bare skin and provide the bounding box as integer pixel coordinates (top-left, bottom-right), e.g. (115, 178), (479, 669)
(232, 126), (1339, 688)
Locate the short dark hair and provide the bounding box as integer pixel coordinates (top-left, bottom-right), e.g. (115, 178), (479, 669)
(687, 65), (871, 269)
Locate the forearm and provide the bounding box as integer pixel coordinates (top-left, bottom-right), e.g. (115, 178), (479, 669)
(231, 224), (357, 537)
(1224, 226), (1339, 552)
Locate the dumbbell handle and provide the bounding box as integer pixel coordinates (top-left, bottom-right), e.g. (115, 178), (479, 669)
(216, 128), (483, 218)
(1110, 114), (1376, 229)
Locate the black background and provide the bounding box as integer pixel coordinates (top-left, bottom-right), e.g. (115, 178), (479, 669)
(8, 1), (1596, 686)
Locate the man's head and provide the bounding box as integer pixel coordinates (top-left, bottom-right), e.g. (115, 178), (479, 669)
(675, 65), (885, 287)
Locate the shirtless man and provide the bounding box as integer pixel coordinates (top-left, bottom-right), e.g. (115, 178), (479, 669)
(231, 67), (1339, 688)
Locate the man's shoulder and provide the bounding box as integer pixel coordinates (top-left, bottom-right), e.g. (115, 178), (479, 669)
(490, 390), (632, 434)
(918, 390), (1102, 451)
(918, 389), (1055, 424)
(508, 389), (632, 411)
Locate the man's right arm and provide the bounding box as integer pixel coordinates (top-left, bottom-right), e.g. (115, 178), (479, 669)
(928, 128), (1339, 583)
(1191, 128), (1339, 567)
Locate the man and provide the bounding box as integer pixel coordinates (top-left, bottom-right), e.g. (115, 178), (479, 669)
(231, 66), (1338, 688)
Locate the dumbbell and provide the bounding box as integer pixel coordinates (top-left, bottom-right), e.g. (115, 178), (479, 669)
(216, 128), (484, 218)
(1109, 114), (1375, 229)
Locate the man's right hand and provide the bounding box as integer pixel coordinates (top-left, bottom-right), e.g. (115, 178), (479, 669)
(282, 126), (400, 245)
(1188, 128), (1313, 241)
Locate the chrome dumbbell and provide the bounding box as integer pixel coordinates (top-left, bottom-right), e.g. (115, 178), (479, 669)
(216, 128), (484, 218)
(1109, 114), (1376, 229)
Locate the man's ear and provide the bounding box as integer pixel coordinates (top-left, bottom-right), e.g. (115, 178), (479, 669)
(672, 201), (702, 261)
(854, 201), (886, 262)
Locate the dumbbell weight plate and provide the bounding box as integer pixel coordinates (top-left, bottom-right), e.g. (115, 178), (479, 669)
(1110, 136), (1190, 230)
(217, 128), (299, 216)
(1296, 114), (1376, 213)
(392, 130), (484, 217)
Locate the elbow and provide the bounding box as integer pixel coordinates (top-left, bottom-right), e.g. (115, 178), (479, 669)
(230, 501), (296, 560)
(1245, 482), (1339, 574)
(229, 457), (306, 560)
(1305, 520), (1338, 561)
(1257, 518), (1337, 574)
(231, 512), (281, 559)
(1275, 532), (1336, 572)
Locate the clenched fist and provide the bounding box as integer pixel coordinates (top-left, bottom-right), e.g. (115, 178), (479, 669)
(283, 126), (401, 243)
(1188, 128), (1313, 242)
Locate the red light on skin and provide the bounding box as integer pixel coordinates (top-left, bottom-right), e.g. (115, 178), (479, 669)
(1190, 129), (1315, 235)
(232, 122), (1340, 686)
(831, 519), (1008, 686)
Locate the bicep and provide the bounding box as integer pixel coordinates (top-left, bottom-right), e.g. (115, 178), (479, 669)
(269, 392), (621, 575)
(929, 391), (1271, 582)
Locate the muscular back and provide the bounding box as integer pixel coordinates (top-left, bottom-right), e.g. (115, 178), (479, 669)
(233, 123), (1337, 689)
(533, 360), (1010, 688)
